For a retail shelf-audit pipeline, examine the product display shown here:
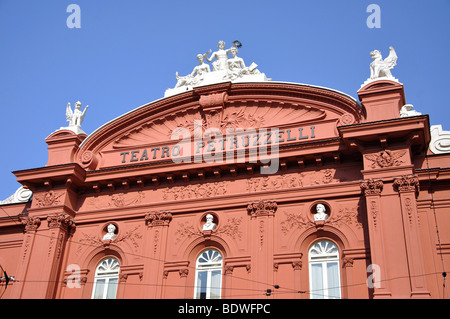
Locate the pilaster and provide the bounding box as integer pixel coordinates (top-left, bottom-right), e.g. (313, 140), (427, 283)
(247, 200), (277, 297)
(141, 211), (172, 298)
(393, 175), (431, 298)
(360, 179), (392, 298)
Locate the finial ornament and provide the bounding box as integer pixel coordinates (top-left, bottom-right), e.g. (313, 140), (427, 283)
(165, 40), (270, 97)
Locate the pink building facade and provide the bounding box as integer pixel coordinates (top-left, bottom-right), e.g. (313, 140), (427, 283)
(0, 76), (449, 299)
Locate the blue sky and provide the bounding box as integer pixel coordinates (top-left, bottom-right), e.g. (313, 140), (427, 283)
(0, 0), (449, 200)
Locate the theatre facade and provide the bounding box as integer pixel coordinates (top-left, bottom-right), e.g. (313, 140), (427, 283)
(1, 43), (450, 299)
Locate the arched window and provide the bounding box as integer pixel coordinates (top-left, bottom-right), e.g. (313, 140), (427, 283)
(194, 249), (223, 299)
(91, 257), (120, 299)
(308, 240), (341, 299)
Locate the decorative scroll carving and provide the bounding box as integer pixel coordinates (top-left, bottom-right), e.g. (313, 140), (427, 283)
(145, 211), (173, 227)
(360, 179), (383, 196)
(394, 175), (420, 193)
(247, 200), (277, 218)
(34, 190), (64, 207)
(364, 150), (406, 169)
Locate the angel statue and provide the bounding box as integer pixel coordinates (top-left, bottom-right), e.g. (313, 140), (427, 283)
(66, 101), (88, 127)
(369, 46), (398, 80)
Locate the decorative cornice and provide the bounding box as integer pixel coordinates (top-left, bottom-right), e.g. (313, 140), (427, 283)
(360, 179), (383, 196)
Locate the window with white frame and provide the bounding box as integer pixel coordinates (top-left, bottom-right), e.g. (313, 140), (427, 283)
(308, 240), (341, 299)
(91, 257), (120, 299)
(194, 249), (223, 299)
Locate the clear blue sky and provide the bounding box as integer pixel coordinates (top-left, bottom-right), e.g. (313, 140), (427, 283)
(0, 0), (449, 200)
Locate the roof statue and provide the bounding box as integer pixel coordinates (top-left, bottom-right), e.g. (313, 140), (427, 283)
(59, 101), (89, 134)
(165, 40), (270, 97)
(362, 46), (399, 87)
(400, 104), (422, 117)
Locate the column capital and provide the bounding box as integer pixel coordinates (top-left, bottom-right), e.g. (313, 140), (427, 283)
(247, 200), (277, 218)
(145, 211), (173, 227)
(360, 178), (384, 196)
(394, 175), (420, 194)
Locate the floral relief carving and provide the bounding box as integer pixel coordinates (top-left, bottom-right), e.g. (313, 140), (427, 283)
(174, 217), (243, 243)
(163, 182), (227, 201)
(246, 169), (339, 193)
(76, 225), (142, 256)
(86, 191), (145, 209)
(281, 206), (361, 234)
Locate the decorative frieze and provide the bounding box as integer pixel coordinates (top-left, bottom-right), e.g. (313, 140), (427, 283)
(163, 182), (227, 201)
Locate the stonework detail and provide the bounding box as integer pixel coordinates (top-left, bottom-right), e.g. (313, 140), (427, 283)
(47, 213), (75, 231)
(394, 175), (420, 193)
(247, 200), (277, 218)
(364, 150), (406, 169)
(360, 179), (383, 196)
(20, 216), (41, 232)
(34, 191), (64, 207)
(163, 182), (227, 201)
(145, 211), (173, 227)
(86, 191), (145, 209)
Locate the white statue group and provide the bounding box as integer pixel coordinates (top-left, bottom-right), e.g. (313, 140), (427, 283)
(173, 40), (265, 91)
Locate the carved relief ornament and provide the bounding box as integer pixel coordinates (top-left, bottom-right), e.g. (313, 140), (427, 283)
(21, 216), (41, 232)
(364, 150), (406, 169)
(360, 179), (383, 196)
(394, 175), (420, 194)
(247, 200), (277, 218)
(145, 211), (173, 227)
(47, 213), (75, 232)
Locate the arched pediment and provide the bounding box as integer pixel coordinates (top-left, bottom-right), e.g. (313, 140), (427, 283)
(76, 82), (362, 170)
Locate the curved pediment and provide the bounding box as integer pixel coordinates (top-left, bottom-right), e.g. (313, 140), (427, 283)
(76, 82), (362, 170)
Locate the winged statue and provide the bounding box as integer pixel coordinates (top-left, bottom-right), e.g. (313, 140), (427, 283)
(66, 101), (88, 127)
(369, 46), (398, 80)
